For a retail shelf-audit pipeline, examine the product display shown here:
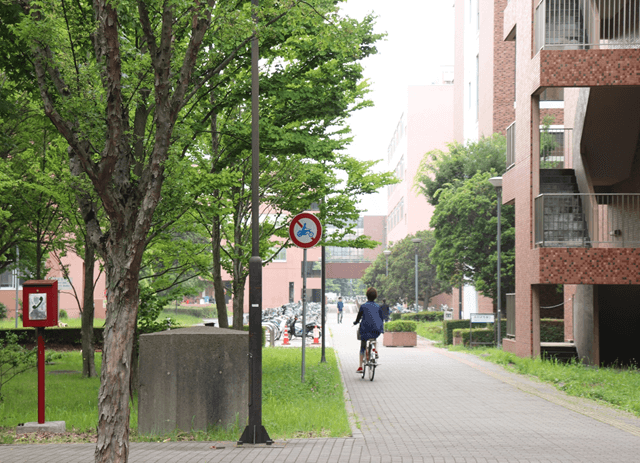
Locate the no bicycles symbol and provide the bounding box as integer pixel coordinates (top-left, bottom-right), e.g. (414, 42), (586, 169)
(289, 212), (322, 248)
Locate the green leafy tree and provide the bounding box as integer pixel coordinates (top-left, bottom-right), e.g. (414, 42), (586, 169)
(7, 1), (390, 459)
(362, 231), (448, 306)
(185, 6), (390, 329)
(415, 133), (507, 206)
(429, 171), (515, 308)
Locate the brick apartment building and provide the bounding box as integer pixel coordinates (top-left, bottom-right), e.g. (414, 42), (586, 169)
(501, 0), (640, 365)
(428, 0), (516, 317)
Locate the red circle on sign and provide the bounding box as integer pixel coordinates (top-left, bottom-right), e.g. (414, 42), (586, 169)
(289, 212), (322, 248)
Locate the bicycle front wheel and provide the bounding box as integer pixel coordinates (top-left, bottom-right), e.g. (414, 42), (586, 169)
(361, 363), (366, 379)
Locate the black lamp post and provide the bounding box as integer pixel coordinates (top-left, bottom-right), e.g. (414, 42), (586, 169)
(489, 176), (503, 349)
(239, 0), (271, 444)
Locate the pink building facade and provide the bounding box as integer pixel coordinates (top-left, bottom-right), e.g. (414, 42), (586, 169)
(0, 250), (107, 320)
(386, 85), (453, 246)
(501, 0), (640, 365)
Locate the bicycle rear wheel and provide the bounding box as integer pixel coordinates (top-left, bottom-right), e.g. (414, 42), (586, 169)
(368, 362), (375, 381)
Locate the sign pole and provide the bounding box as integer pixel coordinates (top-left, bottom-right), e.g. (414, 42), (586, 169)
(301, 248), (307, 383)
(288, 212), (322, 382)
(37, 327), (45, 424)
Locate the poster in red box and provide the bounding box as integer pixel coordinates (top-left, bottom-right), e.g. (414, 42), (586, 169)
(22, 280), (58, 328)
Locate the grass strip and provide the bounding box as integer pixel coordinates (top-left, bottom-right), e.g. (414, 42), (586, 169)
(415, 321), (444, 344)
(457, 346), (640, 417)
(0, 347), (350, 444)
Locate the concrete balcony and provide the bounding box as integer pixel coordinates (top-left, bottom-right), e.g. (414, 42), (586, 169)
(534, 0), (640, 52)
(535, 193), (640, 248)
(533, 0), (640, 89)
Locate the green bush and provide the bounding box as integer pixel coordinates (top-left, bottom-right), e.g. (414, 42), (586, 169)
(444, 319), (509, 345)
(0, 302), (7, 320)
(541, 319), (564, 342)
(452, 328), (494, 346)
(384, 320), (417, 332)
(0, 328), (104, 346)
(390, 313), (402, 321)
(443, 320), (469, 345)
(59, 309), (68, 320)
(401, 311), (444, 322)
(164, 306), (218, 319)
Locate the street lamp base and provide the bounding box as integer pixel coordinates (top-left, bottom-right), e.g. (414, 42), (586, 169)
(238, 425), (272, 445)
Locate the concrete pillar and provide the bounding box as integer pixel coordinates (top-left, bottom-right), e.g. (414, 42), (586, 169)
(573, 285), (599, 365)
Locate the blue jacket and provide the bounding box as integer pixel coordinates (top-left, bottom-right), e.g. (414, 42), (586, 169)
(355, 301), (384, 340)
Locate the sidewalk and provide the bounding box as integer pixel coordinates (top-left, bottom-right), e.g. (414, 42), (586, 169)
(2, 312), (640, 462)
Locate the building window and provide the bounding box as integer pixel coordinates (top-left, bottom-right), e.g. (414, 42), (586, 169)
(476, 54), (479, 121)
(273, 248), (286, 262)
(0, 270), (24, 290)
(540, 88), (564, 101)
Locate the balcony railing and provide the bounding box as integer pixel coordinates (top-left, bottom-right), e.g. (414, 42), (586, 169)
(535, 0), (640, 52)
(535, 193), (640, 247)
(506, 121), (516, 169)
(540, 127), (572, 169)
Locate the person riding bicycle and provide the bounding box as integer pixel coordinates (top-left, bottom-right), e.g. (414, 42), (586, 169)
(353, 287), (384, 374)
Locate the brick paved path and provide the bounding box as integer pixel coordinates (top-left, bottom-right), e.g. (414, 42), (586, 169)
(2, 310), (640, 462)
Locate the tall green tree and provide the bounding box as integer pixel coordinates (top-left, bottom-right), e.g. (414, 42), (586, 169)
(415, 133), (507, 206)
(429, 171), (515, 308)
(7, 1), (389, 460)
(362, 231), (447, 307)
(185, 5), (390, 329)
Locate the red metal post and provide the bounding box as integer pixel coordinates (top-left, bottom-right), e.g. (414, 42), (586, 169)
(37, 327), (45, 424)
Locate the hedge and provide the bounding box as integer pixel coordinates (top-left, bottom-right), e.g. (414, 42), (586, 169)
(446, 318), (564, 346)
(165, 306), (217, 318)
(390, 313), (402, 321)
(384, 320), (417, 332)
(443, 320), (470, 345)
(0, 327), (104, 346)
(540, 319), (564, 342)
(401, 311), (444, 322)
(452, 328), (494, 346)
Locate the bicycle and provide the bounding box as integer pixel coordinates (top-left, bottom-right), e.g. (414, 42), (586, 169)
(361, 338), (378, 381)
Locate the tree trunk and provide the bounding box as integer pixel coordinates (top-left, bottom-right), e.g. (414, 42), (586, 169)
(231, 261), (245, 330)
(211, 214), (228, 328)
(94, 257), (140, 463)
(82, 237), (97, 378)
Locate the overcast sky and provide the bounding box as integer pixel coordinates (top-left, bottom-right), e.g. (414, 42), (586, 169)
(338, 1), (455, 216)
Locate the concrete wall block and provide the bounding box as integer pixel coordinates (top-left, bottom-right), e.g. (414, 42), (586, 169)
(138, 326), (248, 435)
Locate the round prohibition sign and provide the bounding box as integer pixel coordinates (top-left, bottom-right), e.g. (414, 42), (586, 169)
(289, 212), (322, 248)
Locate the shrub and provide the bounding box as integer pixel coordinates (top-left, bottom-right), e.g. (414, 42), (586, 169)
(0, 328), (104, 346)
(59, 309), (68, 320)
(443, 320), (469, 345)
(541, 319), (564, 342)
(402, 311), (444, 322)
(384, 320), (417, 332)
(453, 328), (495, 346)
(390, 313), (402, 321)
(0, 302), (6, 319)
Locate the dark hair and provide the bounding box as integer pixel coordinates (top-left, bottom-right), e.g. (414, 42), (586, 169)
(366, 287), (377, 301)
